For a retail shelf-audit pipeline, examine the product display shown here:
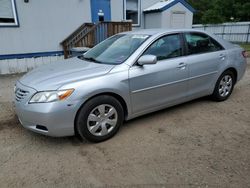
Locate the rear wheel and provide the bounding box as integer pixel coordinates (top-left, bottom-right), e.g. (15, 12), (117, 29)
(211, 70), (235, 101)
(76, 95), (124, 142)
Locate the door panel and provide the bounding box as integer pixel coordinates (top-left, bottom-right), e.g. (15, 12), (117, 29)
(186, 52), (223, 97)
(91, 0), (111, 23)
(184, 32), (226, 98)
(129, 57), (188, 114)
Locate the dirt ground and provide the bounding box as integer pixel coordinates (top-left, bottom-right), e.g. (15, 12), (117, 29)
(0, 60), (250, 188)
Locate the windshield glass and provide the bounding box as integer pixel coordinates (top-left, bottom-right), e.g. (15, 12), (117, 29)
(82, 34), (150, 64)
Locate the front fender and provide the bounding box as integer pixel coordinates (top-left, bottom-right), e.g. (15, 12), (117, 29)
(59, 68), (132, 119)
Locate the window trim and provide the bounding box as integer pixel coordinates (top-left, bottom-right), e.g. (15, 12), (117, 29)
(0, 0), (19, 27)
(143, 33), (184, 61)
(133, 32), (184, 66)
(182, 32), (225, 56)
(123, 0), (141, 27)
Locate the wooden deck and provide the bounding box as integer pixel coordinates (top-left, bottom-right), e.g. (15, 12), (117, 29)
(61, 21), (132, 58)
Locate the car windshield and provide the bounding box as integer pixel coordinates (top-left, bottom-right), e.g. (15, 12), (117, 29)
(81, 34), (150, 64)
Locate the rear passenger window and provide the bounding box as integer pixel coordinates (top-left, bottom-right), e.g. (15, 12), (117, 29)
(185, 33), (224, 55)
(143, 34), (182, 60)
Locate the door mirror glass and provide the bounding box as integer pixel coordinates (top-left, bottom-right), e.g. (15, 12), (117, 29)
(137, 55), (157, 66)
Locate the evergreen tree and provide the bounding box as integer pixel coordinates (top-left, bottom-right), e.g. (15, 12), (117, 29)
(186, 0), (250, 24)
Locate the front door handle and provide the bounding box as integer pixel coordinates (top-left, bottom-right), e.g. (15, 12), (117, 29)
(177, 62), (187, 69)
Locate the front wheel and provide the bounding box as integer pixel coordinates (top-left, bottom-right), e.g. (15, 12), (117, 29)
(76, 95), (124, 142)
(211, 70), (235, 101)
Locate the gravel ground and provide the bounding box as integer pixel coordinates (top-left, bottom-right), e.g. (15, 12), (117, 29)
(0, 60), (250, 188)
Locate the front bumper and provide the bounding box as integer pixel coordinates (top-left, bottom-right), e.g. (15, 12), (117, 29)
(14, 82), (82, 137)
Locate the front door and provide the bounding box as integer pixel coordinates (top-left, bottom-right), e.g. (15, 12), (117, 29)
(129, 34), (189, 114)
(91, 0), (111, 23)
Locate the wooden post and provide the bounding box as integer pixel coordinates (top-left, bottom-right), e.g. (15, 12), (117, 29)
(222, 24), (226, 40)
(62, 43), (68, 59)
(246, 24), (250, 44)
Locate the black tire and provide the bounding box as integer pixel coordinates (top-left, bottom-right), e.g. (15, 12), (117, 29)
(211, 70), (236, 101)
(76, 95), (124, 142)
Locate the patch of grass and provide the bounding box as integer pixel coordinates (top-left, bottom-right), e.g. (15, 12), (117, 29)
(239, 43), (250, 52)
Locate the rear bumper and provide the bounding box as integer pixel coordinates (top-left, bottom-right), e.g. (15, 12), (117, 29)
(237, 58), (247, 82)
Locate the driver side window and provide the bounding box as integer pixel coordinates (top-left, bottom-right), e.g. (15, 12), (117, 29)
(143, 34), (182, 60)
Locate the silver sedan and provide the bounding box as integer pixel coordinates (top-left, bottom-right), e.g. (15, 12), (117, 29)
(15, 29), (247, 142)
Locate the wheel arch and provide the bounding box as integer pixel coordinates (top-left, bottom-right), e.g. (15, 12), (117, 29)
(225, 67), (238, 83)
(74, 92), (129, 135)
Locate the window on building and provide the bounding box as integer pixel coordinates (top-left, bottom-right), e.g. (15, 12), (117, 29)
(124, 0), (140, 26)
(0, 0), (18, 26)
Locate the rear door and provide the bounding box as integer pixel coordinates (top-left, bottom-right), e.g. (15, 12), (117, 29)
(183, 32), (226, 99)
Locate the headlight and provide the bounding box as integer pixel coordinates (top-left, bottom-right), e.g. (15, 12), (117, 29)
(29, 89), (74, 103)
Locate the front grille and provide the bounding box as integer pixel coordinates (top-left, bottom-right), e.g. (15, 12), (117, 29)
(15, 88), (29, 102)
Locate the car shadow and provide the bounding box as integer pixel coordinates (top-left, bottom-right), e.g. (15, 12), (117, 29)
(123, 96), (212, 128)
(2, 96), (215, 146)
(0, 115), (86, 146)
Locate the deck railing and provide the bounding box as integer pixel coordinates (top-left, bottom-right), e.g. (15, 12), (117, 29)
(61, 21), (132, 58)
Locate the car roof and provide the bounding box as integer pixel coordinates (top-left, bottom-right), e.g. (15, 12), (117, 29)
(121, 28), (205, 36)
(121, 28), (234, 49)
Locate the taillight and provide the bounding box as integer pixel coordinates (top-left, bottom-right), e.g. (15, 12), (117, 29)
(242, 51), (248, 58)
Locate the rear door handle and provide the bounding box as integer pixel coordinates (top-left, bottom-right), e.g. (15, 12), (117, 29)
(177, 62), (187, 69)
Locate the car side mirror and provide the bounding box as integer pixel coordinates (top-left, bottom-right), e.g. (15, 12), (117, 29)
(137, 55), (157, 66)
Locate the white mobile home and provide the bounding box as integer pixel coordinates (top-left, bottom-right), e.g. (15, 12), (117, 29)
(0, 0), (194, 74)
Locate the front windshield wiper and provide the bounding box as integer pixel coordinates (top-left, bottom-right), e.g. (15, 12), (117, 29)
(78, 55), (102, 64)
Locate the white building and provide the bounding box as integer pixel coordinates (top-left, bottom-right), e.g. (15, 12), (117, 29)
(144, 0), (194, 29)
(0, 0), (194, 74)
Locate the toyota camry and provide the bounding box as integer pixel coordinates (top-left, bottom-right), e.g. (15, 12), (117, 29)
(14, 29), (247, 142)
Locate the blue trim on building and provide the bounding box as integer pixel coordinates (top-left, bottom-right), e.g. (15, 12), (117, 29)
(144, 0), (195, 14)
(0, 0), (20, 28)
(0, 51), (64, 60)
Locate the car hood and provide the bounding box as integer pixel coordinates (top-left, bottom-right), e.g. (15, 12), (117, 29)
(19, 57), (115, 91)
